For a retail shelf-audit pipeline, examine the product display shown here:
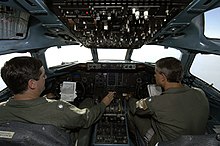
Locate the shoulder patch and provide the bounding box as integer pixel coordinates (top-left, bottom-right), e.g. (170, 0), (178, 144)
(136, 98), (148, 110)
(57, 104), (64, 109)
(0, 131), (14, 139)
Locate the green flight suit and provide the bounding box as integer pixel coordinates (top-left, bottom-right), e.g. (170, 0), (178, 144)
(0, 97), (106, 144)
(128, 86), (209, 146)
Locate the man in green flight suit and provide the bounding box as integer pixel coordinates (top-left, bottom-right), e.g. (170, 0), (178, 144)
(126, 57), (209, 146)
(0, 56), (115, 145)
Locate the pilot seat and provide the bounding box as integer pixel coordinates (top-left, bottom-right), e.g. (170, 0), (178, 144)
(0, 121), (73, 146)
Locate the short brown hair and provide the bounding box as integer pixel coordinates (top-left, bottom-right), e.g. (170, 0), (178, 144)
(1, 56), (43, 94)
(155, 57), (183, 82)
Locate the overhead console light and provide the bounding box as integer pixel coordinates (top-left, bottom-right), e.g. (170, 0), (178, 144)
(0, 4), (30, 40)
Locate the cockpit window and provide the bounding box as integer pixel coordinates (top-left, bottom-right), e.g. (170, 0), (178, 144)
(45, 45), (181, 68)
(97, 49), (127, 60)
(190, 53), (220, 91)
(45, 45), (92, 67)
(0, 53), (30, 91)
(204, 7), (220, 39)
(131, 45), (182, 63)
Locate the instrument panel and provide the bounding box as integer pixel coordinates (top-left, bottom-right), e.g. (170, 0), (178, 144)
(46, 62), (155, 102)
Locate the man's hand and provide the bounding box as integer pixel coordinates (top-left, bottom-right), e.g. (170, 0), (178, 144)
(101, 91), (115, 106)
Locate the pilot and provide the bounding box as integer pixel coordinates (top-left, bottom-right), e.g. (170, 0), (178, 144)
(0, 56), (115, 145)
(126, 57), (209, 146)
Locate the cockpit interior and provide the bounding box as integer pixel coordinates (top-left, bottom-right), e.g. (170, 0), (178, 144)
(1, 0), (220, 145)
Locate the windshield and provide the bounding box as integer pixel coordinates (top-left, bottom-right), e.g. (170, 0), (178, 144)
(45, 45), (182, 67)
(204, 7), (220, 39)
(45, 45), (181, 67)
(132, 45), (181, 63)
(97, 49), (127, 60)
(45, 46), (92, 67)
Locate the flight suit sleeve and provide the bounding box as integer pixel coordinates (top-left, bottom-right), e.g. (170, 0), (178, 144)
(57, 100), (106, 129)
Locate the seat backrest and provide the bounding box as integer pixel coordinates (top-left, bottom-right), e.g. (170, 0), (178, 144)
(158, 134), (220, 146)
(0, 121), (73, 146)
